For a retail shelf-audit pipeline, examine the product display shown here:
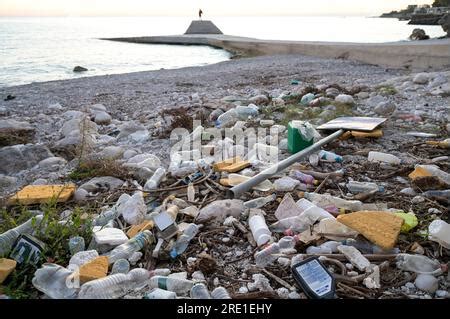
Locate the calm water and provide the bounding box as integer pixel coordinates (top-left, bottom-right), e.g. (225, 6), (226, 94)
(0, 16), (446, 87)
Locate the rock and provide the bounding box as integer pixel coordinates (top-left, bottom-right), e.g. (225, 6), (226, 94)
(62, 110), (84, 120)
(32, 178), (48, 185)
(116, 192), (146, 225)
(0, 106), (8, 116)
(413, 73), (429, 85)
(78, 256), (109, 284)
(79, 176), (124, 193)
(249, 95), (269, 106)
(98, 146), (124, 160)
(414, 274), (439, 294)
(438, 13), (450, 37)
(272, 97), (285, 106)
(412, 195), (425, 204)
(326, 88), (340, 98)
(124, 153), (161, 171)
(94, 111), (112, 125)
(89, 104), (107, 112)
(409, 28), (430, 41)
(374, 102), (397, 116)
(300, 93), (315, 105)
(197, 199), (245, 223)
(0, 175), (17, 190)
(94, 228), (128, 245)
(73, 66), (88, 72)
(335, 94), (355, 105)
(0, 144), (53, 175)
(38, 156), (67, 169)
(435, 290), (448, 298)
(0, 119), (35, 146)
(356, 92), (370, 99)
(73, 188), (89, 202)
(0, 258), (17, 284)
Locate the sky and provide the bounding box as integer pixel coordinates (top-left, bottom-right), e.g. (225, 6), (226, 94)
(0, 0), (435, 17)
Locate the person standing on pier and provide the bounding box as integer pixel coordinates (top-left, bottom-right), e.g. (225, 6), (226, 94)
(199, 9), (203, 20)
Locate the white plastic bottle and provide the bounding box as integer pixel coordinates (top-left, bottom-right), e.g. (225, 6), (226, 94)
(106, 230), (154, 264)
(248, 209), (272, 246)
(244, 194), (276, 209)
(190, 283), (212, 299)
(0, 215), (43, 256)
(170, 224), (199, 258)
(211, 287), (231, 299)
(346, 181), (384, 194)
(300, 192), (364, 211)
(78, 268), (150, 299)
(254, 243), (280, 267)
(428, 220), (450, 249)
(144, 167), (166, 191)
(395, 254), (442, 275)
(368, 151), (401, 165)
(145, 288), (177, 299)
(149, 276), (194, 294)
(187, 183), (195, 202)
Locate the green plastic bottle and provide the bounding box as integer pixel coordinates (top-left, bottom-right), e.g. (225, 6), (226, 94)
(287, 121), (314, 154)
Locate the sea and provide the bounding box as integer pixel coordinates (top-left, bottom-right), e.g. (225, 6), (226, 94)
(0, 16), (446, 87)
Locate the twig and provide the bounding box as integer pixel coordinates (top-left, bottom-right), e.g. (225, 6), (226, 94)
(314, 175), (329, 193)
(261, 269), (296, 291)
(337, 282), (372, 299)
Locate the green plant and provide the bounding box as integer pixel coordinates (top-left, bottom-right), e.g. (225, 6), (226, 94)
(377, 85), (398, 96)
(68, 158), (130, 181)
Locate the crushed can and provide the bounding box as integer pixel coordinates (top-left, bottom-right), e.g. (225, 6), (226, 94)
(10, 234), (45, 265)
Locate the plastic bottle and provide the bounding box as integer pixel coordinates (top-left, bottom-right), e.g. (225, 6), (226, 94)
(249, 209), (272, 246)
(343, 238), (399, 254)
(289, 170), (318, 185)
(244, 194), (276, 209)
(211, 287), (231, 299)
(428, 220), (450, 249)
(235, 105), (259, 120)
(254, 243), (280, 267)
(346, 181), (384, 194)
(0, 215), (43, 256)
(300, 201), (335, 221)
(368, 151), (401, 165)
(190, 283), (212, 299)
(319, 150), (343, 163)
(226, 174), (273, 192)
(300, 192), (364, 212)
(426, 138), (450, 149)
(68, 236), (85, 255)
(149, 276), (194, 294)
(423, 190), (450, 202)
(216, 109), (238, 128)
(170, 224), (199, 258)
(144, 167), (166, 191)
(106, 230), (154, 264)
(32, 263), (78, 299)
(111, 259), (130, 274)
(415, 165), (450, 185)
(78, 268), (150, 299)
(187, 183), (195, 202)
(144, 288), (177, 299)
(395, 254), (442, 275)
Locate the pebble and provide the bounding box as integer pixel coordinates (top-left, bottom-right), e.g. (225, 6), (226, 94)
(94, 111), (112, 125)
(415, 274), (439, 294)
(412, 196), (425, 204)
(335, 94), (354, 105)
(413, 73), (429, 85)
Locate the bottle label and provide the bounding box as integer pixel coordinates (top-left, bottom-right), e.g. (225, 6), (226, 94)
(158, 277), (168, 290)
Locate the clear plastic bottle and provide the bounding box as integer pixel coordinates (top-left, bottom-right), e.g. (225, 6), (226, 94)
(68, 236), (85, 255)
(423, 190), (450, 201)
(343, 238), (399, 254)
(368, 151), (401, 165)
(249, 209), (272, 246)
(211, 287), (231, 299)
(144, 288), (177, 299)
(187, 183), (195, 202)
(318, 218), (359, 240)
(346, 181), (384, 194)
(319, 150), (343, 163)
(428, 220), (450, 249)
(235, 105), (259, 120)
(32, 263), (78, 299)
(170, 224), (199, 258)
(144, 167), (166, 191)
(244, 194), (276, 209)
(149, 276), (194, 294)
(190, 283), (212, 299)
(289, 170), (318, 185)
(300, 192), (364, 212)
(254, 243), (280, 267)
(415, 165), (450, 185)
(395, 254), (442, 275)
(216, 109), (238, 128)
(78, 268), (150, 299)
(111, 259), (130, 274)
(0, 215), (43, 256)
(106, 230), (154, 264)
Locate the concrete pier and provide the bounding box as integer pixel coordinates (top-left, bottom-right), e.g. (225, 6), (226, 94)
(104, 34), (450, 70)
(185, 20), (223, 34)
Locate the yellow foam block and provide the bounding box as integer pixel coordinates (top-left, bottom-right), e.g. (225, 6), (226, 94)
(337, 211), (404, 249)
(0, 258), (17, 284)
(213, 156), (250, 172)
(78, 256), (109, 284)
(408, 166), (432, 180)
(127, 221), (154, 238)
(8, 184), (76, 205)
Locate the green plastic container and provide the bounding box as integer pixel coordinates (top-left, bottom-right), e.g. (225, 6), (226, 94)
(287, 121), (314, 154)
